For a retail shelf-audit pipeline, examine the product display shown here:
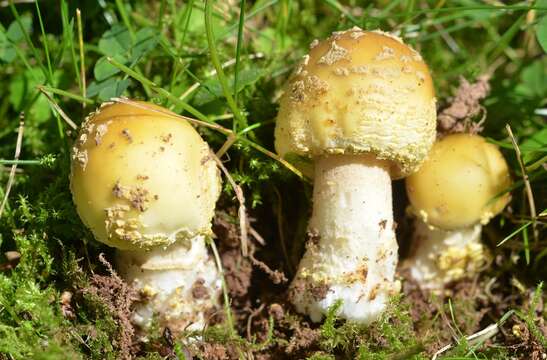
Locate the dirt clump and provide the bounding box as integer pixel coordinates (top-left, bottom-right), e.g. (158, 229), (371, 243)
(286, 326), (320, 354)
(437, 75), (490, 136)
(214, 211), (253, 295)
(192, 278), (211, 300)
(213, 209), (288, 327)
(82, 254), (139, 360)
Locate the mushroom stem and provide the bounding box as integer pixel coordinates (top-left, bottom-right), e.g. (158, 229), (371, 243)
(290, 154), (400, 323)
(116, 235), (221, 334)
(406, 219), (488, 291)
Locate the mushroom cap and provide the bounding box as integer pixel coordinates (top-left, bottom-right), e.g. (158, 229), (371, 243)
(406, 133), (511, 230)
(274, 28), (437, 178)
(70, 101), (221, 250)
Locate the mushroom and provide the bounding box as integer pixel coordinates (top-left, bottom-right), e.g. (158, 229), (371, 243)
(70, 101), (222, 334)
(275, 28), (437, 323)
(405, 133), (511, 291)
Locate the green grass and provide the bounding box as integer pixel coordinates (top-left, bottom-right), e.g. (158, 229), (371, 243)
(0, 0), (546, 359)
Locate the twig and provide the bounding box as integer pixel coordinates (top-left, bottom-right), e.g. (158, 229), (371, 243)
(506, 124), (538, 243)
(420, 2), (460, 53)
(248, 225), (265, 246)
(249, 252), (288, 284)
(76, 9), (86, 108)
(110, 98), (305, 181)
(112, 97), (232, 136)
(0, 115), (25, 219)
(432, 323), (500, 360)
(208, 238), (236, 338)
(38, 87), (78, 130)
(1, 166), (23, 174)
(210, 151), (249, 257)
(216, 133), (237, 159)
(246, 303), (266, 341)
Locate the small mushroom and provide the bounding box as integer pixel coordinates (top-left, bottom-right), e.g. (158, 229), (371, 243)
(70, 101), (222, 334)
(275, 28), (437, 323)
(405, 133), (511, 291)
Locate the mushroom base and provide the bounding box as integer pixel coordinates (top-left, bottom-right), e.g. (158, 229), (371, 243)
(405, 219), (489, 292)
(116, 235), (221, 336)
(290, 154), (400, 324)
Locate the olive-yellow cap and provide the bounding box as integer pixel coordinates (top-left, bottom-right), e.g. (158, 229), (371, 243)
(275, 28), (437, 178)
(406, 133), (511, 230)
(70, 101), (221, 250)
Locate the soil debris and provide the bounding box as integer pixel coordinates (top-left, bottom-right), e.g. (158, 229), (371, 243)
(0, 251), (20, 271)
(289, 277), (330, 303)
(250, 253), (288, 284)
(82, 254), (138, 360)
(121, 128), (133, 142)
(112, 181), (153, 212)
(196, 342), (239, 360)
(286, 326), (320, 354)
(437, 76), (490, 137)
(60, 290), (75, 319)
(268, 303), (285, 322)
(192, 278), (211, 299)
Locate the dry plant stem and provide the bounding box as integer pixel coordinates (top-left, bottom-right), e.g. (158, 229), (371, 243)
(116, 235), (221, 334)
(290, 154), (399, 323)
(407, 219), (485, 291)
(0, 116), (24, 218)
(76, 8), (86, 107)
(506, 124), (538, 242)
(111, 97), (305, 180)
(38, 87), (78, 129)
(211, 151), (249, 257)
(432, 323), (500, 360)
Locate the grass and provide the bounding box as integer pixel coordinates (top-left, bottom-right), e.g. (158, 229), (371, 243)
(0, 0), (546, 359)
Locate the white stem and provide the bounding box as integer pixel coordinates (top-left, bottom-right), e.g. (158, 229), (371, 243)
(116, 235), (221, 334)
(290, 154), (400, 323)
(405, 218), (488, 291)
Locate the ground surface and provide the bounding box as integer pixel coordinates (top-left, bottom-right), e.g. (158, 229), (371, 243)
(0, 1), (546, 359)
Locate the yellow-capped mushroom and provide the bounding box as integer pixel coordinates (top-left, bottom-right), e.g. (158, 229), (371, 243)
(405, 133), (511, 291)
(70, 101), (222, 334)
(276, 27), (436, 323)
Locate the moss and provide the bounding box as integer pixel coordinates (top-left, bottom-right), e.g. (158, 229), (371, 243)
(0, 1), (545, 359)
(313, 297), (426, 359)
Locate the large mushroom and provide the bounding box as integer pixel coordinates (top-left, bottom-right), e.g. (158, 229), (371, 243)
(70, 101), (222, 334)
(275, 28), (437, 323)
(405, 133), (511, 291)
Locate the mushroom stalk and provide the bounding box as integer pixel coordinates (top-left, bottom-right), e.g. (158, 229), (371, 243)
(290, 154), (399, 323)
(406, 219), (487, 291)
(117, 235), (221, 333)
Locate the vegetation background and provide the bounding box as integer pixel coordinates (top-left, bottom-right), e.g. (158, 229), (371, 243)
(0, 0), (545, 359)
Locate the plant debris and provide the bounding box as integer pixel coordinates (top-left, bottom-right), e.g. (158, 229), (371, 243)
(437, 75), (490, 136)
(82, 254), (139, 360)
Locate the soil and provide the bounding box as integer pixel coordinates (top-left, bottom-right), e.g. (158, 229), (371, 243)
(81, 254), (139, 360)
(437, 76), (491, 136)
(75, 197), (546, 360)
